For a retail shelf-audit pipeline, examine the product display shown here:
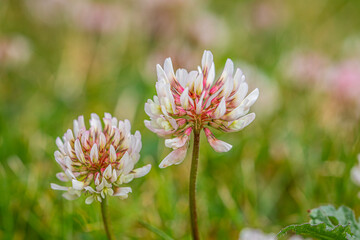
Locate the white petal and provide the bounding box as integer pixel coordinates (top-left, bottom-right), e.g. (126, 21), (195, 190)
(180, 87), (191, 110)
(228, 113), (256, 131)
(63, 192), (80, 200)
(56, 137), (66, 155)
(213, 97), (227, 119)
(65, 141), (75, 158)
(195, 92), (205, 114)
(74, 139), (85, 163)
(72, 179), (84, 190)
(243, 88), (259, 108)
(65, 168), (76, 179)
(204, 128), (232, 152)
(109, 145), (116, 163)
(99, 132), (106, 152)
(85, 195), (95, 205)
(110, 169), (117, 183)
(90, 144), (99, 163)
(81, 131), (90, 149)
(176, 68), (189, 87)
(159, 145), (188, 168)
(232, 68), (244, 91)
(113, 187), (132, 197)
(56, 172), (69, 182)
(84, 186), (96, 193)
(205, 62), (215, 89)
(133, 164), (151, 178)
(120, 152), (134, 174)
(231, 81), (248, 105)
(54, 151), (65, 167)
(122, 173), (134, 184)
(164, 58), (175, 82)
(201, 50), (214, 73)
(103, 164), (112, 179)
(165, 135), (189, 149)
(94, 173), (100, 186)
(65, 129), (74, 142)
(194, 72), (203, 95)
(90, 113), (102, 131)
(50, 183), (68, 191)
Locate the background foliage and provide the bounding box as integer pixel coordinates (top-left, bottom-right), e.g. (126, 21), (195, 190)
(1, 0), (360, 239)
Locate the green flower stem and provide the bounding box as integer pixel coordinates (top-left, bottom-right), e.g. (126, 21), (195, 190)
(189, 128), (201, 240)
(101, 198), (114, 240)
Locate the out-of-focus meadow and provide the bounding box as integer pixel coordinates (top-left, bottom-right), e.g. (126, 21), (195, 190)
(1, 0), (360, 239)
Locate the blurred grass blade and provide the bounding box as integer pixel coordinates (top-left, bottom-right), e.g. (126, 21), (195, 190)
(139, 220), (174, 240)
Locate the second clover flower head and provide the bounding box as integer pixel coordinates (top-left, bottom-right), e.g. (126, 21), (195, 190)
(51, 113), (151, 204)
(145, 50), (259, 168)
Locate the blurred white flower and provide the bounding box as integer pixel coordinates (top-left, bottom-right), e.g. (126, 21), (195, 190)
(239, 228), (275, 240)
(351, 155), (360, 188)
(145, 50), (258, 168)
(239, 228), (305, 240)
(51, 113), (151, 204)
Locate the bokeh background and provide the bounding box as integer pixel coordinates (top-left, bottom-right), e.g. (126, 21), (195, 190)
(1, 0), (360, 239)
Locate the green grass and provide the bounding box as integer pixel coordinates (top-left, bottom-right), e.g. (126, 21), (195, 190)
(1, 0), (360, 239)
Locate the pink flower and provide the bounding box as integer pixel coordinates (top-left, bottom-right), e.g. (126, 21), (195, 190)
(329, 59), (360, 104)
(145, 50), (259, 168)
(51, 113), (151, 204)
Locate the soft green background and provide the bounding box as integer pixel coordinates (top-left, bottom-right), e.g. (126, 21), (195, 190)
(1, 0), (360, 239)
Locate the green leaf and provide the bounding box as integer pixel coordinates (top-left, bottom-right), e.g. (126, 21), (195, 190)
(278, 222), (352, 240)
(278, 205), (360, 240)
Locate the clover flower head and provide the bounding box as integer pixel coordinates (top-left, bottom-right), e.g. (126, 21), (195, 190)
(144, 50), (259, 168)
(51, 113), (151, 204)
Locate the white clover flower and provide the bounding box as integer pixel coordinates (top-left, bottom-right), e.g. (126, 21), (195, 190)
(144, 50), (259, 168)
(51, 113), (151, 204)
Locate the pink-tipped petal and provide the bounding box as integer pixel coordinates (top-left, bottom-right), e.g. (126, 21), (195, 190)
(204, 128), (232, 152)
(113, 187), (132, 197)
(133, 164), (152, 178)
(228, 113), (256, 132)
(213, 97), (226, 119)
(165, 135), (189, 149)
(159, 145), (188, 168)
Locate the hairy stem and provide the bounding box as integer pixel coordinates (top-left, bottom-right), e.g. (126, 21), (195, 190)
(189, 129), (201, 240)
(101, 198), (114, 240)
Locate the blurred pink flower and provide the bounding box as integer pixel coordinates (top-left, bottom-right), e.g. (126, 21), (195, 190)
(189, 12), (229, 48)
(328, 59), (360, 105)
(26, 0), (125, 34)
(0, 36), (31, 67)
(51, 113), (151, 204)
(70, 1), (124, 34)
(282, 50), (330, 87)
(145, 50), (259, 168)
(251, 1), (288, 31)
